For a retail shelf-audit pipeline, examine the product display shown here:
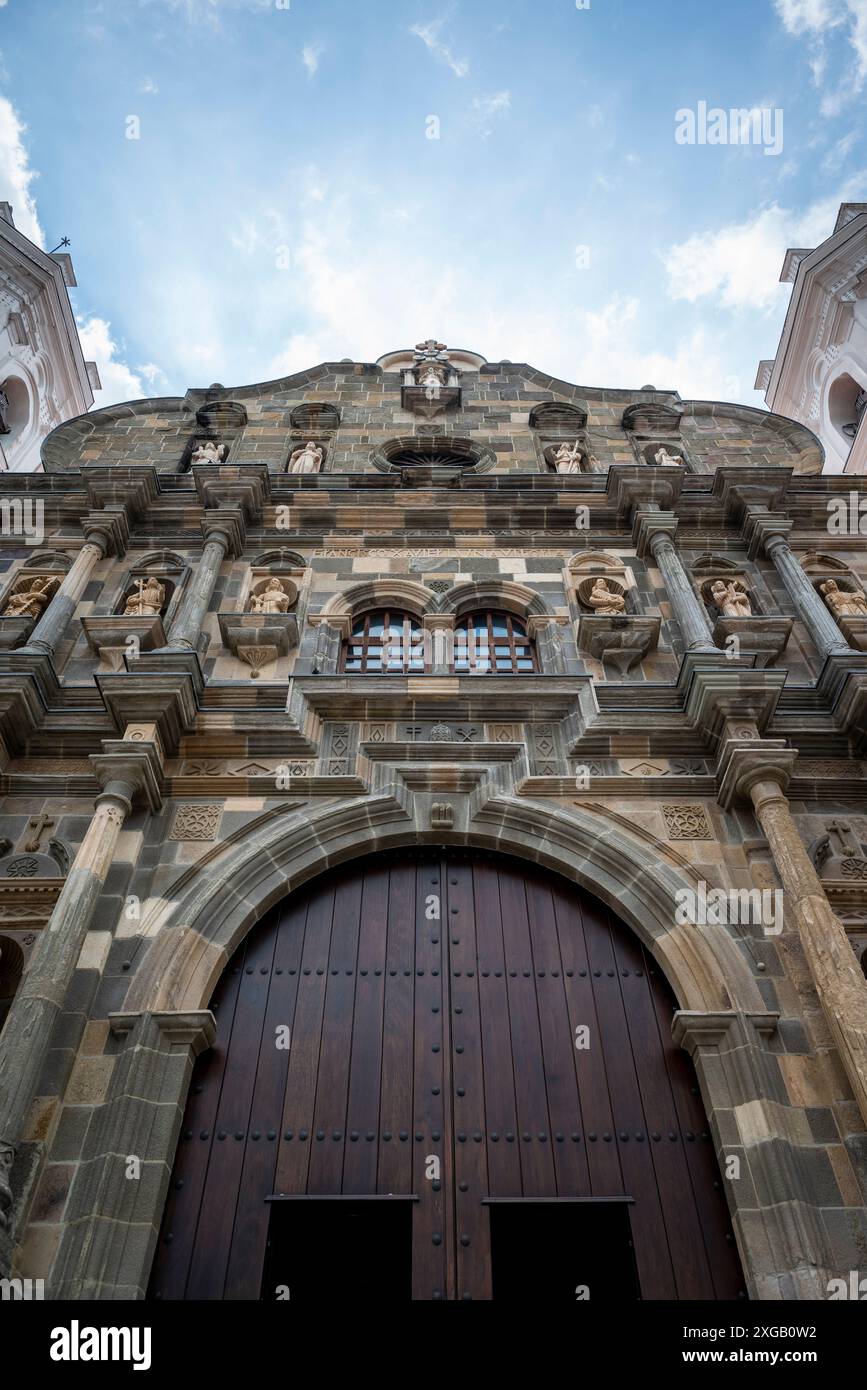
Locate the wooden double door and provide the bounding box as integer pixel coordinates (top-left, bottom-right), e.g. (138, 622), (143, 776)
(151, 851), (745, 1301)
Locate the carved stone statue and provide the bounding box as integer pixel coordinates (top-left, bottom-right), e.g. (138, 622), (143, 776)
(588, 578), (626, 615)
(653, 446), (684, 467)
(0, 384), (10, 435)
(191, 441), (227, 465)
(419, 365), (445, 389)
(123, 576), (166, 617)
(711, 579), (752, 619)
(821, 579), (867, 620)
(3, 576), (57, 619)
(250, 578), (292, 614)
(554, 441), (584, 473)
(288, 440), (324, 474)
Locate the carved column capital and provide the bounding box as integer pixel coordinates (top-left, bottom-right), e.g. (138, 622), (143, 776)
(90, 736), (164, 813)
(201, 508), (246, 558)
(717, 737), (798, 811)
(742, 507), (794, 561)
(631, 508), (679, 560)
(82, 508), (129, 558)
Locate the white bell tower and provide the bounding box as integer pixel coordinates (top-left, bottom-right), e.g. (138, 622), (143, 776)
(0, 201), (98, 472)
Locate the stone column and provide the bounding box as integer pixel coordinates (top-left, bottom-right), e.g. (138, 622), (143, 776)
(423, 614), (454, 675)
(0, 737), (162, 1266)
(745, 511), (851, 659)
(27, 513), (127, 658)
(720, 740), (867, 1128)
(748, 776), (867, 1124)
(166, 513), (242, 653)
(633, 509), (716, 652)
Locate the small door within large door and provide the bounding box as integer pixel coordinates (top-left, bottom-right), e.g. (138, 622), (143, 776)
(262, 1198), (413, 1302)
(151, 851), (745, 1301)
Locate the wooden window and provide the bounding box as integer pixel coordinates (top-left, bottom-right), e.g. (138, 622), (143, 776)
(454, 610), (535, 674)
(342, 609), (425, 673)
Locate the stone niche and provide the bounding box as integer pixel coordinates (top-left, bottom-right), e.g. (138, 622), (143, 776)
(179, 399), (248, 471)
(569, 552), (659, 675)
(697, 567), (794, 669)
(621, 400), (683, 436)
(286, 403), (339, 472)
(640, 441), (691, 470)
(218, 563), (303, 677)
(694, 556), (791, 668)
(541, 439), (603, 474)
(801, 553), (867, 651)
(0, 569), (62, 648)
(81, 559), (185, 671)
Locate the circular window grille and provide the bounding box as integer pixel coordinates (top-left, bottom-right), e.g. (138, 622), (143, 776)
(388, 446), (473, 468)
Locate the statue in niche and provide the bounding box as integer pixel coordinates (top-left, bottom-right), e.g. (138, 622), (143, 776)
(553, 440), (584, 473)
(821, 579), (867, 620)
(419, 364), (446, 389)
(288, 440), (324, 474)
(3, 575), (57, 619)
(250, 578), (292, 614)
(587, 578), (626, 615)
(711, 579), (752, 619)
(123, 576), (166, 617)
(191, 441), (227, 465)
(653, 446), (685, 466)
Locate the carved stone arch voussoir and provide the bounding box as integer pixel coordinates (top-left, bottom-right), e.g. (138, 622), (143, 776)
(315, 578), (436, 624)
(122, 793), (762, 1019)
(435, 579), (553, 620)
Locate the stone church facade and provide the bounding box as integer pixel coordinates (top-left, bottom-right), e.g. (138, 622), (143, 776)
(0, 340), (866, 1300)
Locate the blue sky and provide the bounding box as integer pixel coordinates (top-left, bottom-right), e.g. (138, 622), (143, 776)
(1, 0), (865, 410)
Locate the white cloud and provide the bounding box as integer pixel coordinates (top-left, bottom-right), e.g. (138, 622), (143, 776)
(663, 179), (867, 311)
(302, 43), (323, 78)
(142, 0), (272, 22)
(136, 362), (168, 391)
(774, 0), (867, 104)
(470, 90), (510, 137)
(76, 315), (155, 407)
(410, 19), (469, 77)
(139, 76), (159, 95)
(0, 95), (45, 247)
(821, 129), (858, 173)
(257, 191), (742, 404)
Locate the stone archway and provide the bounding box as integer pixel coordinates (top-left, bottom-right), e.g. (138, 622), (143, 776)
(46, 794), (832, 1299)
(150, 848), (746, 1301)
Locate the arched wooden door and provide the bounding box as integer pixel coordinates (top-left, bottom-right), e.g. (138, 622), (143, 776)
(150, 851), (745, 1301)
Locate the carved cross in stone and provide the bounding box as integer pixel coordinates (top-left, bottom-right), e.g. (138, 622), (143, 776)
(413, 339), (448, 364)
(827, 819), (858, 856)
(24, 813), (55, 852)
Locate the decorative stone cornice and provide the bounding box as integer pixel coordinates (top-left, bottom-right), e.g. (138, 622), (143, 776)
(606, 465), (684, 520)
(95, 668), (201, 755)
(712, 466), (793, 523)
(108, 1009), (216, 1053)
(684, 668), (787, 746)
(83, 465), (159, 520)
(672, 1010), (780, 1051)
(193, 462), (270, 521)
